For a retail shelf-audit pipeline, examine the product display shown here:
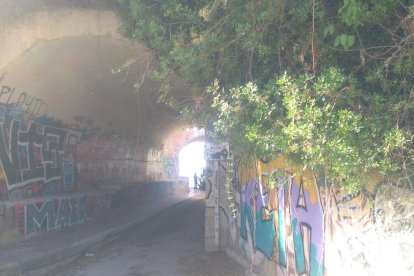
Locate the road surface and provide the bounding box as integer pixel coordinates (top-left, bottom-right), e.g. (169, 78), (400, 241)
(46, 193), (244, 276)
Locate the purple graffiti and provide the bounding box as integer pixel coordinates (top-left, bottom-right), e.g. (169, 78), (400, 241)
(290, 177), (324, 276)
(241, 178), (276, 259)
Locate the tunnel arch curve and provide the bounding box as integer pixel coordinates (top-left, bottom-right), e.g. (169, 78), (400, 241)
(0, 6), (122, 71)
(0, 0), (195, 235)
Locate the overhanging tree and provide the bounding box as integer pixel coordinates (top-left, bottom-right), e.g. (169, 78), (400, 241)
(117, 0), (414, 193)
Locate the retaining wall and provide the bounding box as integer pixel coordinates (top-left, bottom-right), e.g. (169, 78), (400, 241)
(205, 158), (414, 276)
(0, 179), (188, 245)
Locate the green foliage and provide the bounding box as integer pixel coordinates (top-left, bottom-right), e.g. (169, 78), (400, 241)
(334, 34), (355, 49)
(224, 160), (238, 218)
(117, 0), (414, 192)
(338, 0), (367, 27)
(210, 68), (408, 192)
(266, 170), (288, 189)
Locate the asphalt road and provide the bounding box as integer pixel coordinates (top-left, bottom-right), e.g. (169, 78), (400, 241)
(48, 193), (244, 276)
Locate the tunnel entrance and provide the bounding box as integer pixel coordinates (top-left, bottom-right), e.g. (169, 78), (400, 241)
(179, 141), (206, 188)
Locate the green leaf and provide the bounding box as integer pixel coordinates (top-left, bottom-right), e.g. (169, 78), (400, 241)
(324, 24), (334, 37)
(334, 34), (354, 49)
(345, 35), (355, 49)
(340, 34), (348, 47)
(341, 34), (355, 49)
(334, 35), (341, 47)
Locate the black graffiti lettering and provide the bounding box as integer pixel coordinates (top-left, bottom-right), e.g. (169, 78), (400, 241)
(0, 86), (11, 98)
(19, 122), (44, 182)
(12, 92), (44, 116)
(0, 117), (80, 188)
(16, 92), (26, 110)
(23, 95), (44, 115)
(43, 126), (65, 182)
(0, 85), (15, 104)
(0, 119), (21, 186)
(209, 149), (228, 160)
(32, 99), (44, 116)
(23, 94), (35, 113)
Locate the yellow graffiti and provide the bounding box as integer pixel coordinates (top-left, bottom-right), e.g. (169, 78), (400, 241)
(268, 188), (278, 211)
(241, 156), (321, 204)
(238, 161), (257, 186)
(258, 157), (290, 177)
(301, 175), (319, 204)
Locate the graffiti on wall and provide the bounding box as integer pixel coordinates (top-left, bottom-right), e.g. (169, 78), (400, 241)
(289, 177), (324, 275)
(162, 157), (178, 179)
(232, 159), (371, 276)
(205, 142), (230, 160)
(145, 149), (178, 180)
(14, 193), (113, 237)
(0, 99), (85, 200)
(76, 133), (134, 187)
(0, 84), (144, 196)
(237, 160), (326, 275)
(240, 177), (276, 260)
(0, 85), (143, 200)
(0, 117), (81, 191)
(0, 84), (150, 242)
(0, 85), (45, 117)
(146, 148), (163, 180)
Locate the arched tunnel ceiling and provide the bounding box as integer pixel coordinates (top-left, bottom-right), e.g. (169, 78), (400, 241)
(2, 36), (180, 138)
(1, 35), (191, 146)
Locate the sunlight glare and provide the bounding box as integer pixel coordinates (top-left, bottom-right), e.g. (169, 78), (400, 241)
(179, 142), (205, 187)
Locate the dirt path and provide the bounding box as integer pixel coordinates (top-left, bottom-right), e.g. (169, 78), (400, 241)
(49, 194), (244, 276)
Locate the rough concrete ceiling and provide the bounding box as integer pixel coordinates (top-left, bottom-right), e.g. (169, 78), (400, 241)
(0, 35), (184, 142)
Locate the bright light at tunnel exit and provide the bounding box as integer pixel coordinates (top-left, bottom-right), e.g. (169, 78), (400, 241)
(179, 141), (206, 188)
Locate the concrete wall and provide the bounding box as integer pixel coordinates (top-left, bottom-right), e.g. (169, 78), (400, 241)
(0, 3), (191, 245)
(0, 102), (140, 244)
(0, 179), (188, 245)
(146, 128), (205, 181)
(0, 10), (156, 138)
(0, 6), (120, 70)
(0, 191), (118, 244)
(0, 4), (190, 140)
(206, 158), (414, 276)
(0, 105), (147, 201)
(0, 60), (190, 245)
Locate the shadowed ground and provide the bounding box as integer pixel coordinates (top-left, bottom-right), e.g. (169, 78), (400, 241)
(45, 193), (244, 276)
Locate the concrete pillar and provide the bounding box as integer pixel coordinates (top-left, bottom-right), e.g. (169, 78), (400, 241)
(204, 160), (218, 252)
(204, 159), (231, 252)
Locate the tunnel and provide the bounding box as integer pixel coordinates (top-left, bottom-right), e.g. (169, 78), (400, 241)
(1, 1), (412, 276)
(0, 1), (208, 244)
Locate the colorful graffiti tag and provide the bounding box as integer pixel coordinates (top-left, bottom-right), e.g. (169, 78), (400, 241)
(234, 161), (324, 275)
(0, 118), (80, 191)
(289, 177), (324, 276)
(0, 84), (147, 242)
(240, 178), (276, 259)
(230, 158), (372, 276)
(0, 92), (143, 200)
(14, 193), (113, 237)
(240, 176), (325, 275)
